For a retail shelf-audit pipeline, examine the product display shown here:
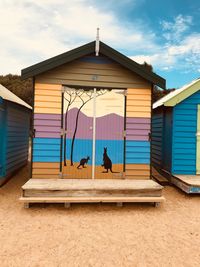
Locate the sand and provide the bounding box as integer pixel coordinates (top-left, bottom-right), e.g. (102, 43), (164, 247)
(0, 165), (200, 267)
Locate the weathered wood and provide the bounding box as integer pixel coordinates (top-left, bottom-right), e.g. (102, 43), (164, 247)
(22, 179), (162, 191)
(19, 196), (165, 203)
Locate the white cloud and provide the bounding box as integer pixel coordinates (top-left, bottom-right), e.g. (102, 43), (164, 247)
(0, 0), (157, 74)
(0, 2), (199, 80)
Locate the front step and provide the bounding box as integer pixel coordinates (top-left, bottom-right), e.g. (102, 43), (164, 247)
(20, 179), (165, 208)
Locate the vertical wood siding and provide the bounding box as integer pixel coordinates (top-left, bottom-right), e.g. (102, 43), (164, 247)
(0, 102), (6, 178)
(125, 87), (151, 179)
(32, 83), (62, 178)
(172, 90), (200, 174)
(152, 107), (164, 168)
(5, 103), (30, 176)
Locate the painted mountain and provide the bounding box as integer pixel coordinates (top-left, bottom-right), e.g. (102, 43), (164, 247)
(65, 108), (124, 140)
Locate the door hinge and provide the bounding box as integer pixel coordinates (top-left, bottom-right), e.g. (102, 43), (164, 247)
(60, 128), (64, 136)
(123, 130), (126, 138)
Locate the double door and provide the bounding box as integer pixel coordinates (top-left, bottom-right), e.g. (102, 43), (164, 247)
(61, 87), (125, 179)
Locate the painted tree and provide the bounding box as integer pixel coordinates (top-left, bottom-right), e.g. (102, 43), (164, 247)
(63, 88), (81, 166)
(70, 89), (107, 166)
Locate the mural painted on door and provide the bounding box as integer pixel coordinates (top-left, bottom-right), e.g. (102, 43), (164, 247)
(62, 88), (125, 179)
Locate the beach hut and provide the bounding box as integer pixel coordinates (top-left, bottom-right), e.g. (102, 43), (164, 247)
(0, 84), (32, 186)
(20, 40), (166, 207)
(152, 78), (200, 193)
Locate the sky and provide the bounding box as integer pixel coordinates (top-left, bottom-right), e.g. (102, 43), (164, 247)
(0, 0), (199, 88)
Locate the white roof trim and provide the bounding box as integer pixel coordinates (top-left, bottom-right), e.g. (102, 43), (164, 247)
(0, 84), (32, 109)
(153, 78), (200, 109)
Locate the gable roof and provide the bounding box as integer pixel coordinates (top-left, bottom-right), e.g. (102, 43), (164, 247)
(0, 84), (32, 109)
(21, 41), (165, 88)
(153, 78), (200, 109)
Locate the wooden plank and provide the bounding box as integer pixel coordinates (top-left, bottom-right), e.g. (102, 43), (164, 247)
(35, 95), (61, 102)
(126, 111), (151, 118)
(35, 101), (61, 108)
(33, 162), (60, 169)
(32, 169), (59, 175)
(35, 89), (61, 96)
(126, 106), (151, 112)
(34, 107), (61, 114)
(127, 94), (151, 101)
(35, 83), (61, 90)
(127, 88), (151, 95)
(126, 164), (150, 170)
(22, 178), (163, 191)
(36, 77), (149, 89)
(32, 174), (59, 179)
(173, 175), (200, 187)
(125, 175), (149, 180)
(19, 196), (165, 203)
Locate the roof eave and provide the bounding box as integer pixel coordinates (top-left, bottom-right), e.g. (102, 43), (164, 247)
(21, 40), (166, 88)
(21, 41), (95, 80)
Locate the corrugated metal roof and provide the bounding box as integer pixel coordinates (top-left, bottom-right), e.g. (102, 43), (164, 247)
(153, 78), (200, 109)
(0, 84), (32, 109)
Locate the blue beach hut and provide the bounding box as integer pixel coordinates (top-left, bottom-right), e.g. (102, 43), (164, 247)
(0, 84), (32, 186)
(152, 78), (200, 193)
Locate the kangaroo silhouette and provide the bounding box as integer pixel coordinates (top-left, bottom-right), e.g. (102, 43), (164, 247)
(102, 147), (113, 173)
(77, 156), (90, 169)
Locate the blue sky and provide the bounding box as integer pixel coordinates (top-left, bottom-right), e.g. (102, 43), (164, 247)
(0, 0), (199, 88)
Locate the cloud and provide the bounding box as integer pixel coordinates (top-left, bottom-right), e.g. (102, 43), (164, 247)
(161, 14), (193, 43)
(132, 15), (200, 75)
(0, 0), (157, 74)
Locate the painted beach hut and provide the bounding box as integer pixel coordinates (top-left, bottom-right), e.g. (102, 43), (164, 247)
(20, 40), (166, 207)
(152, 78), (200, 193)
(0, 84), (32, 186)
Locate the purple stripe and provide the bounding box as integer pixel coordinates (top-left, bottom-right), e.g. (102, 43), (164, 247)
(126, 129), (150, 135)
(35, 126), (60, 133)
(35, 132), (60, 138)
(126, 117), (150, 124)
(34, 113), (61, 121)
(126, 135), (149, 141)
(126, 124), (150, 130)
(34, 120), (61, 127)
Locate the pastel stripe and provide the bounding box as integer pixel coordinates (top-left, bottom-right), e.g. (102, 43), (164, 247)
(126, 140), (150, 164)
(126, 117), (150, 141)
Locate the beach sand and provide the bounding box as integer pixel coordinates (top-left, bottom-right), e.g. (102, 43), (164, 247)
(0, 164), (200, 267)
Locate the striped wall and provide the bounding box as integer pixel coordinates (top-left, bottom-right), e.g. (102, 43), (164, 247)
(33, 54), (152, 179)
(32, 83), (62, 178)
(5, 102), (30, 177)
(125, 87), (151, 179)
(172, 90), (200, 175)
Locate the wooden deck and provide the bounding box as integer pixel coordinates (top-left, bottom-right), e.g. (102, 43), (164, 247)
(171, 175), (200, 193)
(20, 179), (165, 208)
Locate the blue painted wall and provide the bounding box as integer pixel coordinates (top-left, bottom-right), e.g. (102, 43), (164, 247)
(152, 107), (164, 168)
(0, 100), (31, 183)
(0, 100), (6, 177)
(172, 90), (200, 174)
(162, 108), (173, 171)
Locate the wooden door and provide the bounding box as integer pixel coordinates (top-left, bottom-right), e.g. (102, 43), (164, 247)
(94, 89), (125, 178)
(62, 87), (93, 178)
(196, 105), (200, 174)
